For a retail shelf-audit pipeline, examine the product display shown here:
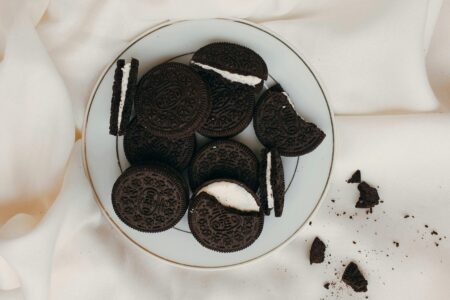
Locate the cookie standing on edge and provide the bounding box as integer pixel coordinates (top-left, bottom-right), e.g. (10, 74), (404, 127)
(135, 62), (211, 138)
(253, 84), (326, 156)
(188, 179), (264, 253)
(191, 42), (268, 138)
(112, 164), (188, 233)
(260, 148), (285, 216)
(188, 139), (260, 192)
(109, 58), (139, 136)
(124, 118), (196, 171)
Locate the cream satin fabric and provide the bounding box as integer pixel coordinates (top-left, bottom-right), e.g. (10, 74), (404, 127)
(1, 0), (449, 299)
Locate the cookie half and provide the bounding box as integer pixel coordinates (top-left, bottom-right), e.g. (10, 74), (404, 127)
(191, 42), (268, 90)
(109, 58), (139, 136)
(124, 118), (196, 171)
(188, 179), (264, 252)
(253, 84), (326, 156)
(260, 148), (285, 217)
(188, 139), (259, 192)
(135, 62), (211, 138)
(112, 164), (188, 233)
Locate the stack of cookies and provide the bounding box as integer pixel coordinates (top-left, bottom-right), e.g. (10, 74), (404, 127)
(109, 43), (325, 252)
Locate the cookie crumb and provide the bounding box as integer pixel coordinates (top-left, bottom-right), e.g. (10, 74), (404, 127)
(310, 237), (326, 264)
(347, 170), (361, 183)
(342, 262), (368, 293)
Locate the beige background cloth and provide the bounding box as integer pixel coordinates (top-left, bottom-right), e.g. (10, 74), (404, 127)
(1, 0), (449, 299)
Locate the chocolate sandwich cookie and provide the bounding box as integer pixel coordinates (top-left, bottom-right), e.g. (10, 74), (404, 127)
(259, 148), (285, 217)
(188, 139), (259, 192)
(109, 58), (139, 136)
(190, 42), (268, 138)
(253, 84), (326, 157)
(188, 179), (264, 252)
(192, 67), (255, 138)
(135, 62), (211, 138)
(191, 42), (268, 91)
(112, 164), (188, 233)
(124, 118), (196, 171)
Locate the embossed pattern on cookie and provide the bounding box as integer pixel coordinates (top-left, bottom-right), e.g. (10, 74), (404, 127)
(188, 140), (259, 191)
(193, 67), (255, 138)
(112, 164), (188, 232)
(135, 62), (211, 138)
(188, 180), (264, 253)
(254, 84), (326, 156)
(124, 119), (196, 171)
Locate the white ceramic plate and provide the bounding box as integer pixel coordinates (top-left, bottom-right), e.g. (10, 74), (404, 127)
(82, 18), (334, 269)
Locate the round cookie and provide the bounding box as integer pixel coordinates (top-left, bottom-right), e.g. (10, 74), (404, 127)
(188, 139), (259, 192)
(135, 62), (211, 138)
(112, 164), (188, 233)
(260, 148), (285, 217)
(124, 118), (196, 171)
(188, 179), (264, 252)
(192, 66), (255, 138)
(254, 84), (326, 156)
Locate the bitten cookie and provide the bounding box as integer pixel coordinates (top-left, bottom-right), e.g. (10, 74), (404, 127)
(112, 164), (188, 233)
(254, 84), (325, 156)
(135, 62), (211, 138)
(188, 179), (264, 252)
(109, 58), (139, 136)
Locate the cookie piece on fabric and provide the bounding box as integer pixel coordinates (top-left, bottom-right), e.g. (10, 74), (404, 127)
(309, 237), (326, 264)
(188, 139), (259, 192)
(123, 118), (196, 171)
(135, 62), (211, 138)
(253, 84), (326, 156)
(188, 179), (264, 253)
(355, 181), (380, 209)
(347, 170), (361, 183)
(112, 164), (188, 233)
(259, 148), (285, 216)
(342, 262), (368, 292)
(109, 58), (139, 136)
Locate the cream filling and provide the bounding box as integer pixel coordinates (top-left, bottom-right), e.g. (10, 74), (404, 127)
(118, 62), (131, 130)
(197, 181), (259, 212)
(192, 61), (262, 86)
(281, 91), (299, 115)
(266, 151), (274, 209)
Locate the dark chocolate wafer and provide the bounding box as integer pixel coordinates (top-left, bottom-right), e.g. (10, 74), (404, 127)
(112, 164), (188, 233)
